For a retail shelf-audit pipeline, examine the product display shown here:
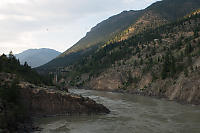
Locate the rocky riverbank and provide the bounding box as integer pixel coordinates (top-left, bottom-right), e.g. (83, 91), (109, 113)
(18, 82), (110, 116)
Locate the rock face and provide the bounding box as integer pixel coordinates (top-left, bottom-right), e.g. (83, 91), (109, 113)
(18, 82), (110, 116)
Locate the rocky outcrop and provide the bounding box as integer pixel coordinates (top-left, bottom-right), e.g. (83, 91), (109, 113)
(18, 82), (110, 116)
(0, 73), (110, 117)
(0, 73), (110, 132)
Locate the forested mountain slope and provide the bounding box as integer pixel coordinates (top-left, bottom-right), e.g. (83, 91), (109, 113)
(63, 12), (200, 104)
(38, 0), (200, 70)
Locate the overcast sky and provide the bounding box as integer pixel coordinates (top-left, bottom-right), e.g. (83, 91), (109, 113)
(0, 0), (159, 54)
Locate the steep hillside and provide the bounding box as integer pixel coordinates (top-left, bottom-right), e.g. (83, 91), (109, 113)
(38, 11), (142, 70)
(39, 0), (200, 71)
(15, 48), (60, 68)
(61, 12), (200, 104)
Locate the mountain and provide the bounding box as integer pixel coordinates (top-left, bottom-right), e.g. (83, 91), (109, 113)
(38, 0), (200, 71)
(15, 48), (61, 68)
(61, 11), (200, 104)
(62, 10), (141, 56)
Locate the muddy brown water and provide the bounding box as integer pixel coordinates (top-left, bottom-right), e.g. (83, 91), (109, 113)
(34, 89), (200, 133)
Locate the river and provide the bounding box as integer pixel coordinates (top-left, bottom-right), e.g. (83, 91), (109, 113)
(34, 89), (200, 133)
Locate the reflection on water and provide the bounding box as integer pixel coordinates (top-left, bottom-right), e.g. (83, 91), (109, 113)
(34, 89), (200, 133)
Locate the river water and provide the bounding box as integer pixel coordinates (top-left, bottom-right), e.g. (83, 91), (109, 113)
(34, 89), (200, 133)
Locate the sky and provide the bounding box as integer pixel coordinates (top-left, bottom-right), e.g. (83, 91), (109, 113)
(0, 0), (159, 54)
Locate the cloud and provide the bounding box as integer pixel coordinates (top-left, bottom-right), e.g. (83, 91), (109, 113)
(0, 0), (159, 54)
